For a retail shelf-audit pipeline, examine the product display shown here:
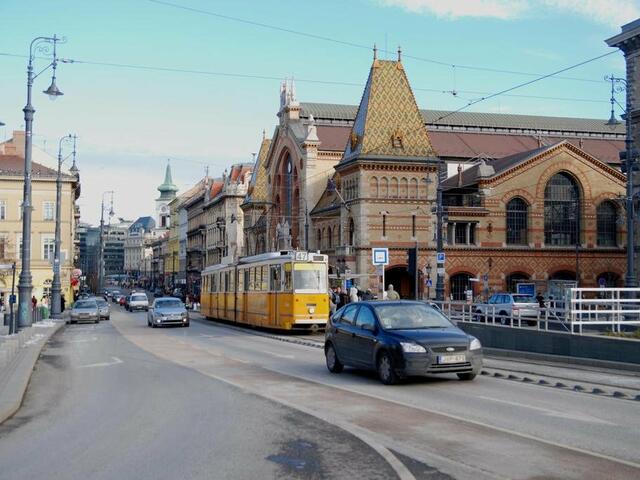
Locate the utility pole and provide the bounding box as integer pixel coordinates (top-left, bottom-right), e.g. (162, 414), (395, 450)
(435, 162), (446, 302)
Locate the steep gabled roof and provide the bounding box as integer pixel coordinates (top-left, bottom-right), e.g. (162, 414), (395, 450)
(341, 58), (435, 163)
(310, 175), (340, 216)
(243, 135), (272, 205)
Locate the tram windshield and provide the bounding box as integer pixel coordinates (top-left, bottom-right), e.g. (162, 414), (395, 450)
(293, 263), (327, 292)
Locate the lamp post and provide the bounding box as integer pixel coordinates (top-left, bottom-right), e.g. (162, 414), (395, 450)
(435, 162), (446, 302)
(17, 35), (65, 328)
(98, 191), (114, 294)
(605, 75), (637, 288)
(51, 134), (74, 318)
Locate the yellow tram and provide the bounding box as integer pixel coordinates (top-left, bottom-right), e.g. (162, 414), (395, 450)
(200, 251), (329, 331)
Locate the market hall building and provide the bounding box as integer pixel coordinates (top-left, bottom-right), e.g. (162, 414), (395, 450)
(241, 50), (627, 300)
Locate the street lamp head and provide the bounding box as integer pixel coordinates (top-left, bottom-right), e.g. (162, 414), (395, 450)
(43, 78), (63, 100)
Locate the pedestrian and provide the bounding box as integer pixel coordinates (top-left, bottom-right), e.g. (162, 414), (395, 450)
(61, 294), (66, 312)
(329, 288), (337, 315)
(41, 295), (49, 309)
(361, 289), (374, 301)
(31, 295), (37, 310)
(349, 283), (359, 303)
(386, 284), (400, 300)
(535, 292), (545, 309)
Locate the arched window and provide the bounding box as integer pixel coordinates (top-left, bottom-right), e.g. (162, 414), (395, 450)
(450, 273), (472, 301)
(333, 226), (339, 246)
(348, 218), (355, 246)
(370, 177), (379, 198)
(597, 201), (617, 247)
(400, 177), (408, 198)
(327, 226), (332, 248)
(409, 178), (418, 198)
(316, 229), (321, 249)
(506, 197), (528, 245)
(505, 272), (530, 292)
(597, 272), (620, 288)
(544, 173), (580, 246)
(390, 177), (399, 198)
(380, 177), (389, 198)
(322, 227), (327, 248)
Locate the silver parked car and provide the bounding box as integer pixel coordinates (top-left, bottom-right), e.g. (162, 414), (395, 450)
(147, 298), (189, 328)
(127, 292), (149, 312)
(69, 299), (100, 324)
(475, 293), (539, 325)
(93, 297), (110, 320)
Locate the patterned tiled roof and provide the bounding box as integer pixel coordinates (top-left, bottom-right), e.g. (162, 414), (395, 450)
(244, 136), (272, 204)
(342, 59), (435, 163)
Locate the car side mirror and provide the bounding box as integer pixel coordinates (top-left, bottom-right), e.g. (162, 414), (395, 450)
(362, 323), (376, 333)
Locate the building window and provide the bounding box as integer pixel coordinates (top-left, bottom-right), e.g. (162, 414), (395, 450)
(390, 177), (399, 198)
(43, 201), (55, 221)
(0, 200), (6, 220)
(412, 215), (416, 238)
(316, 229), (321, 249)
(506, 197), (528, 245)
(447, 222), (476, 245)
(327, 226), (332, 248)
(410, 178), (418, 198)
(544, 172), (580, 246)
(380, 177), (389, 198)
(597, 201), (617, 247)
(505, 272), (530, 292)
(43, 237), (55, 261)
(370, 177), (379, 198)
(349, 218), (355, 245)
(400, 177), (408, 198)
(382, 214), (387, 238)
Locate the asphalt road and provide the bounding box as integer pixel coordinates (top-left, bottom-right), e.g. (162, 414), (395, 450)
(0, 314), (401, 480)
(2, 302), (640, 479)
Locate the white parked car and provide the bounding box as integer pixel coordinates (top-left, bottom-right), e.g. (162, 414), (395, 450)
(127, 292), (149, 312)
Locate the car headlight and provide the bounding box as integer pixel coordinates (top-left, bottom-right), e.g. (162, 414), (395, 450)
(400, 342), (427, 353)
(181, 312), (188, 319)
(470, 338), (482, 351)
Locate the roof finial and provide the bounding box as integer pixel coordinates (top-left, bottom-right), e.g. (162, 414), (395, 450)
(373, 43), (377, 60)
(397, 45), (402, 62)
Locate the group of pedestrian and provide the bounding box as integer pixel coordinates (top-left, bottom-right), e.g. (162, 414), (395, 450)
(329, 283), (401, 314)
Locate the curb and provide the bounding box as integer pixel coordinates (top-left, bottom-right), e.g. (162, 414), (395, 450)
(0, 321), (65, 425)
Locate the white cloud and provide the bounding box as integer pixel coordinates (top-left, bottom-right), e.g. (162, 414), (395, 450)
(378, 0), (528, 20)
(378, 0), (640, 26)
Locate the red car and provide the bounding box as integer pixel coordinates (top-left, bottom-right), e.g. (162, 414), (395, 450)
(118, 295), (126, 306)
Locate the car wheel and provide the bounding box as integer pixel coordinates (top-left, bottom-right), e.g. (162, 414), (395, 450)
(377, 351), (399, 385)
(94, 319), (99, 324)
(325, 343), (343, 373)
(457, 373), (476, 381)
(184, 322), (190, 327)
(499, 311), (509, 325)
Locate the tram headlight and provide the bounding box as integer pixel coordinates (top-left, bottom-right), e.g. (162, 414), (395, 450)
(308, 307), (315, 314)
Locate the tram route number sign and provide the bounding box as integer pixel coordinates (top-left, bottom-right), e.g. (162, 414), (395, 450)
(372, 248), (389, 266)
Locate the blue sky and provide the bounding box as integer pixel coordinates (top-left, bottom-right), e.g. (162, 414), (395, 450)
(1, 0), (638, 224)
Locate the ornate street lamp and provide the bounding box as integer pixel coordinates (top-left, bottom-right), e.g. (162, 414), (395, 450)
(51, 134), (74, 318)
(18, 35), (66, 328)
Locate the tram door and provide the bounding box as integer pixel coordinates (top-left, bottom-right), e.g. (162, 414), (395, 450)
(269, 264), (281, 327)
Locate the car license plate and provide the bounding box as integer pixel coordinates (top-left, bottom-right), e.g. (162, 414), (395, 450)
(437, 354), (466, 364)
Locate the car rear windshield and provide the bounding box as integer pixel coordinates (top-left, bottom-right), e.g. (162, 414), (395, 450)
(75, 300), (96, 308)
(131, 294), (147, 301)
(156, 300), (182, 308)
(513, 295), (536, 303)
(374, 303), (453, 330)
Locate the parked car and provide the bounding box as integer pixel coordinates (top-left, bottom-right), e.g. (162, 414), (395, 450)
(324, 301), (482, 385)
(68, 299), (100, 324)
(147, 297), (189, 327)
(93, 297), (110, 320)
(474, 293), (539, 325)
(128, 292), (149, 312)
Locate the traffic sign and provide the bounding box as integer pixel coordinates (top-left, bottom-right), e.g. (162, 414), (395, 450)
(437, 267), (445, 275)
(426, 278), (432, 287)
(598, 277), (606, 288)
(372, 248), (389, 266)
(436, 252), (445, 263)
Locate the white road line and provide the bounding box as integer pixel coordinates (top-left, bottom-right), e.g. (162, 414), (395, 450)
(78, 357), (123, 369)
(263, 351), (295, 359)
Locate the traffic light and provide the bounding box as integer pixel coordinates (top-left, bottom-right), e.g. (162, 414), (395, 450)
(407, 247), (417, 277)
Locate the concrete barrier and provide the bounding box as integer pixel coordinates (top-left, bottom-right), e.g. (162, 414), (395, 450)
(458, 323), (640, 365)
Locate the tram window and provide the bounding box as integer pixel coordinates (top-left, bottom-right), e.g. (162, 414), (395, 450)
(293, 263), (327, 292)
(244, 269), (250, 292)
(270, 264), (282, 292)
(212, 274), (217, 293)
(284, 263), (293, 291)
(230, 270), (235, 292)
(249, 268), (255, 291)
(261, 266), (269, 291)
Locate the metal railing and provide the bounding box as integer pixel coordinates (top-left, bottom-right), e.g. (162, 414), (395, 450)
(569, 288), (640, 334)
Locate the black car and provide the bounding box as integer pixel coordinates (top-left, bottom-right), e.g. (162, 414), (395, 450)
(324, 301), (483, 385)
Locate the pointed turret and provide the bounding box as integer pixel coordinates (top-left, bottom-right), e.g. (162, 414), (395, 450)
(157, 159), (179, 201)
(341, 51), (435, 164)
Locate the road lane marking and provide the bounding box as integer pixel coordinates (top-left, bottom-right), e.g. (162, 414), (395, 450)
(474, 395), (616, 426)
(66, 337), (98, 343)
(264, 351), (295, 359)
(78, 357), (123, 369)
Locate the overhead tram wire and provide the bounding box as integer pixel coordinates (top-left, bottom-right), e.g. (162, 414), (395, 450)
(145, 0), (604, 85)
(0, 52), (610, 105)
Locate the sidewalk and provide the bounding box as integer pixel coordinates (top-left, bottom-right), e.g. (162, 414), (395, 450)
(0, 318), (65, 424)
